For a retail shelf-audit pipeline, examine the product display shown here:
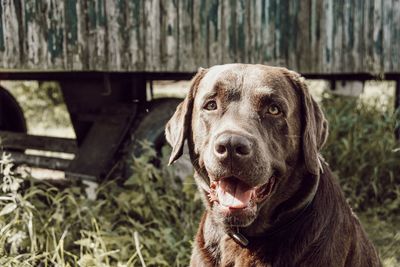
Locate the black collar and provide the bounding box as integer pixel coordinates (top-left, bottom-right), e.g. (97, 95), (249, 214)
(228, 193), (315, 247)
(227, 159), (325, 247)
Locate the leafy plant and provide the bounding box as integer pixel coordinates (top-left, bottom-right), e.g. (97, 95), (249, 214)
(0, 145), (202, 266)
(321, 93), (400, 215)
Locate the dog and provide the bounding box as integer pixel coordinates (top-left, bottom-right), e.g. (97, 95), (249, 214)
(166, 64), (381, 267)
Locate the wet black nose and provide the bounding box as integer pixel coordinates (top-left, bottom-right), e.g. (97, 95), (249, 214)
(214, 133), (252, 160)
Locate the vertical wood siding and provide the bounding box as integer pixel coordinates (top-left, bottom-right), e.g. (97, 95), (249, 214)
(0, 0), (399, 74)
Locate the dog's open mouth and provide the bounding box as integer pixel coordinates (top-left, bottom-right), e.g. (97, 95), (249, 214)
(209, 176), (275, 211)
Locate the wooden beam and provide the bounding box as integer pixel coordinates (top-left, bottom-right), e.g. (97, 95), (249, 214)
(8, 152), (71, 171)
(66, 103), (137, 180)
(0, 131), (77, 153)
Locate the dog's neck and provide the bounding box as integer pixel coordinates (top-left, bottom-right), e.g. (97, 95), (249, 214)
(233, 161), (324, 246)
(227, 188), (316, 247)
(196, 160), (323, 247)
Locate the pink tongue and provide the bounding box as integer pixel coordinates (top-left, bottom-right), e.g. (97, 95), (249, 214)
(216, 178), (254, 209)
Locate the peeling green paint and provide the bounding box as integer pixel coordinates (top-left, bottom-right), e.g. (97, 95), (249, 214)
(375, 29), (383, 55)
(326, 47), (330, 63)
(88, 0), (97, 29)
(200, 0), (207, 39)
(117, 0), (126, 36)
(65, 0), (78, 43)
(228, 0), (237, 57)
(209, 0), (219, 41)
(269, 0), (276, 58)
(47, 2), (64, 59)
(0, 0), (398, 73)
(131, 0), (141, 36)
(261, 0), (266, 24)
(237, 0), (245, 58)
(23, 1), (35, 36)
(98, 0), (106, 26)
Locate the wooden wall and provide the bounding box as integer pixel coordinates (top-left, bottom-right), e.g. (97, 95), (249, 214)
(0, 0), (399, 74)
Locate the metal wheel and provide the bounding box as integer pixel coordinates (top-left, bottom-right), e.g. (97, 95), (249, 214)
(123, 98), (193, 180)
(0, 85), (27, 133)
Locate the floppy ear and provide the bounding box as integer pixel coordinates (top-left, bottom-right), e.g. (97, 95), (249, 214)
(165, 68), (207, 165)
(284, 70), (329, 175)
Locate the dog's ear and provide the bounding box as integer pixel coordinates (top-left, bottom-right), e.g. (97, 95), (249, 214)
(165, 68), (207, 165)
(284, 70), (328, 175)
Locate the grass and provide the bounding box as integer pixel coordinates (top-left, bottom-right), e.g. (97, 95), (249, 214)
(0, 91), (399, 266)
(0, 144), (202, 266)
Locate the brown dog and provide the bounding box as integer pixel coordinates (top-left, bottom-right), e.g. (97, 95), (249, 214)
(166, 64), (381, 267)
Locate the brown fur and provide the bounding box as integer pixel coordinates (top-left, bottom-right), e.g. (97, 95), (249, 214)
(166, 64), (381, 267)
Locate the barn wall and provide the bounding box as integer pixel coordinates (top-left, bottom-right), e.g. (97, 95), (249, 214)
(0, 0), (399, 74)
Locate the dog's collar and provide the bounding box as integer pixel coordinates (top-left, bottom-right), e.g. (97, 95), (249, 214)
(227, 193), (315, 247)
(228, 227), (250, 247)
(227, 161), (324, 247)
(203, 158), (324, 247)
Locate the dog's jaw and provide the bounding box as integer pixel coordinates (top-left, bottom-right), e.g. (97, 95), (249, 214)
(198, 172), (278, 230)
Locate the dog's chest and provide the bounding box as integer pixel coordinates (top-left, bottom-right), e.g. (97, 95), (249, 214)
(202, 216), (272, 266)
(215, 236), (272, 267)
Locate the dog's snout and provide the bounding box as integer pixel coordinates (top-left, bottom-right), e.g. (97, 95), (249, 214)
(214, 133), (252, 160)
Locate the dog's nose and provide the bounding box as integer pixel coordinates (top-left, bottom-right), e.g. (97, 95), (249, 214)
(214, 134), (252, 160)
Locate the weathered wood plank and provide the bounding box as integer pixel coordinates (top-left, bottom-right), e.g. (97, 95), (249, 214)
(322, 0), (334, 73)
(84, 0), (107, 70)
(65, 0), (84, 69)
(310, 0), (323, 73)
(178, 0), (195, 70)
(105, 0), (129, 70)
(220, 0), (234, 63)
(8, 151), (71, 171)
(144, 0), (161, 71)
(0, 0), (399, 74)
(260, 0), (275, 65)
(207, 0), (221, 66)
(250, 0), (261, 64)
(383, 0), (392, 72)
(236, 0), (247, 62)
(159, 0), (179, 71)
(294, 0), (311, 72)
(351, 0), (363, 73)
(23, 1), (43, 68)
(372, 0), (383, 74)
(393, 0), (400, 72)
(363, 0), (374, 72)
(0, 130), (77, 153)
(126, 0), (144, 71)
(1, 0), (21, 69)
(332, 0), (343, 73)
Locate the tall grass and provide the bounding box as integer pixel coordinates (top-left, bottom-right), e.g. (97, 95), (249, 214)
(0, 93), (399, 266)
(322, 94), (400, 215)
(0, 144), (202, 266)
(321, 94), (400, 265)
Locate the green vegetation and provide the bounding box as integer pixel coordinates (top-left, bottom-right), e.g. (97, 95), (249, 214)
(321, 94), (400, 265)
(0, 90), (399, 266)
(0, 144), (201, 266)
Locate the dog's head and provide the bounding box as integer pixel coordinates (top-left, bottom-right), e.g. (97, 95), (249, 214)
(166, 64), (328, 235)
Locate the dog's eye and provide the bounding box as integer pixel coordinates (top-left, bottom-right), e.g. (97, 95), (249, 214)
(204, 100), (218, 111)
(267, 104), (281, 115)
